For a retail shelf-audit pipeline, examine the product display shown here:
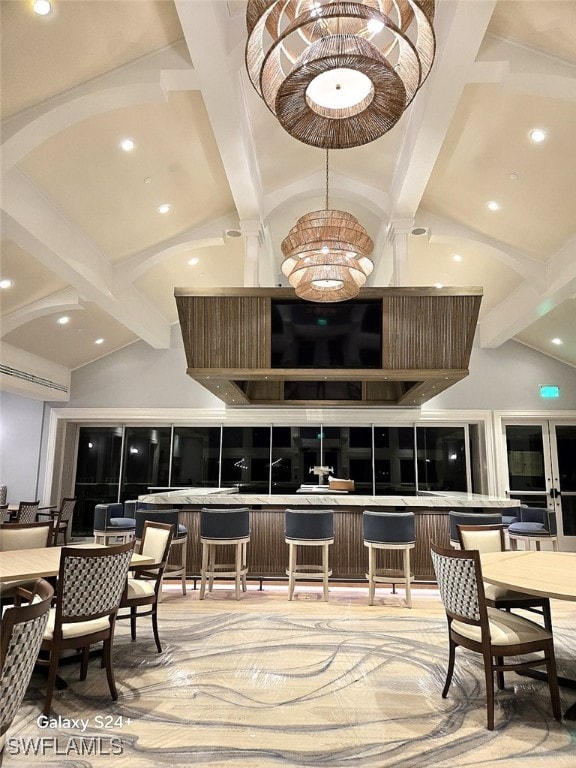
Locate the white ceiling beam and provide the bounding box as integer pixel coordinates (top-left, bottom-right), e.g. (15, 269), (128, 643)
(480, 235), (576, 347)
(2, 170), (170, 348)
(175, 0), (263, 221)
(114, 212), (238, 282)
(390, 0), (498, 219)
(1, 288), (83, 337)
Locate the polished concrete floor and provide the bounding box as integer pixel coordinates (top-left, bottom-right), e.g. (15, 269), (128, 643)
(4, 582), (576, 767)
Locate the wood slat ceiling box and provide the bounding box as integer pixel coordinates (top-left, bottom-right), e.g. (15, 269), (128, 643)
(175, 287), (482, 406)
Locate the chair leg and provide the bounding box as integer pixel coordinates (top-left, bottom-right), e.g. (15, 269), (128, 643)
(200, 542), (208, 600)
(208, 545), (215, 592)
(368, 545), (376, 606)
(80, 646), (90, 681)
(322, 542), (329, 602)
(102, 638), (118, 701)
(235, 542), (242, 600)
(130, 607), (137, 641)
(43, 649), (60, 716)
(288, 543), (296, 601)
(403, 548), (412, 608)
(151, 605), (162, 653)
(496, 658), (505, 690)
(241, 542), (247, 592)
(484, 651), (495, 731)
(545, 641), (562, 721)
(442, 638), (456, 698)
(181, 538), (188, 595)
(542, 599), (553, 632)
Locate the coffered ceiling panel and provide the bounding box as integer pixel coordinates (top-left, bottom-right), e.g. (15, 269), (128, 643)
(18, 92), (234, 261)
(0, 0), (184, 119)
(488, 1), (576, 61)
(0, 240), (67, 314)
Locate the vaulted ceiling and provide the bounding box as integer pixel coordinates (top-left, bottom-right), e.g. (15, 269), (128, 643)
(1, 0), (575, 400)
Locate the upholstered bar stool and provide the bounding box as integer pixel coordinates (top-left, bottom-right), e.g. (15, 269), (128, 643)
(93, 503), (136, 545)
(285, 509), (334, 601)
(508, 507), (558, 551)
(363, 511), (415, 607)
(199, 508), (250, 600)
(134, 508), (188, 597)
(448, 511), (502, 548)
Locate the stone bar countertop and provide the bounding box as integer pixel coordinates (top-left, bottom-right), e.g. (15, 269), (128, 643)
(139, 488), (518, 509)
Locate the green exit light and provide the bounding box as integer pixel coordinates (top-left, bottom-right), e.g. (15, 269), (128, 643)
(540, 385), (560, 399)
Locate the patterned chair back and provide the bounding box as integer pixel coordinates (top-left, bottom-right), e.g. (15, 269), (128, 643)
(57, 541), (135, 623)
(430, 543), (485, 625)
(16, 501), (40, 525)
(0, 486), (7, 505)
(0, 580), (54, 740)
(59, 498), (77, 524)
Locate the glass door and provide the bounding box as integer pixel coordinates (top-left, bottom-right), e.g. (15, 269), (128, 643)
(504, 421), (576, 551)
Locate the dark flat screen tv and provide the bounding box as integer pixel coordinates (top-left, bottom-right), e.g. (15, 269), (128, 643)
(271, 300), (382, 369)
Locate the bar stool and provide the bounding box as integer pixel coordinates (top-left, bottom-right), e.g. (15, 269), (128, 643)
(93, 503), (136, 545)
(199, 508), (250, 600)
(135, 509), (188, 597)
(363, 510), (415, 607)
(448, 511), (502, 548)
(285, 509), (334, 601)
(508, 507), (558, 551)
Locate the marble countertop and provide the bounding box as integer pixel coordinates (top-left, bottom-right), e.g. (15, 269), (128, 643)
(139, 488), (519, 509)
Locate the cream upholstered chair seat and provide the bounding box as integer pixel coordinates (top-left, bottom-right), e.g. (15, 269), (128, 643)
(452, 607), (554, 645)
(43, 612), (111, 640)
(125, 579), (155, 599)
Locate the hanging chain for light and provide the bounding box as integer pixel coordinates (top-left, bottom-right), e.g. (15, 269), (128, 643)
(325, 149), (329, 211)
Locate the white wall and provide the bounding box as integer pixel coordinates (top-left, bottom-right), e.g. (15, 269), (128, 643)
(64, 325), (222, 409)
(425, 340), (576, 411)
(0, 390), (45, 503)
(60, 326), (576, 412)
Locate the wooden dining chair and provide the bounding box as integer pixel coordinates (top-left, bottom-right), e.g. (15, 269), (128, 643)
(0, 579), (54, 752)
(430, 542), (561, 730)
(38, 540), (135, 716)
(37, 497), (77, 545)
(117, 521), (174, 653)
(14, 501), (40, 525)
(457, 523), (552, 630)
(0, 522), (55, 605)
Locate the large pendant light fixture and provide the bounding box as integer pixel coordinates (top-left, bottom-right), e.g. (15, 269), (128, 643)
(246, 0), (436, 149)
(281, 151), (374, 302)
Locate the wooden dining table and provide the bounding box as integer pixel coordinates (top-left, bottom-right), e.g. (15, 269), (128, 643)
(0, 543), (154, 583)
(481, 549), (576, 720)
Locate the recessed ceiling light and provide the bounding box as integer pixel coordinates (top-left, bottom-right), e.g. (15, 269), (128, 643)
(0, 279), (13, 289)
(529, 128), (546, 143)
(411, 227), (427, 236)
(226, 229), (242, 238)
(551, 337), (563, 345)
(487, 201), (500, 211)
(434, 282), (443, 289)
(187, 257), (200, 266)
(57, 316), (70, 325)
(120, 138), (135, 152)
(157, 204), (171, 215)
(33, 0), (52, 15)
(451, 253), (462, 262)
(94, 338), (104, 345)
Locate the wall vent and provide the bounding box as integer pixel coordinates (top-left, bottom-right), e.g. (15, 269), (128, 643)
(0, 364), (69, 394)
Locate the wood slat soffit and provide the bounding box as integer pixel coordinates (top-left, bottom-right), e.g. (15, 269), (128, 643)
(175, 288), (482, 406)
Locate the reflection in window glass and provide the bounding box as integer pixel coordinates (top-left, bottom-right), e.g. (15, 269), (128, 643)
(74, 427), (123, 535)
(417, 426), (467, 492)
(171, 427), (220, 487)
(121, 426), (171, 501)
(506, 425), (545, 492)
(220, 427), (271, 492)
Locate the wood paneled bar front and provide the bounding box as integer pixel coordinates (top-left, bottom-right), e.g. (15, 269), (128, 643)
(139, 491), (518, 582)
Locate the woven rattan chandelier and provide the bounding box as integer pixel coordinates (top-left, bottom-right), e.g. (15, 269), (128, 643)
(246, 0), (436, 149)
(281, 151), (374, 302)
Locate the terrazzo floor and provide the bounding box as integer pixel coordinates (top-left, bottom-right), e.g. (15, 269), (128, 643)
(3, 583), (576, 767)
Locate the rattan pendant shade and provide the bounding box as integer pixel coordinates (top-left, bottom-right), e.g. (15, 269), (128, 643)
(246, 0), (436, 149)
(281, 209), (374, 302)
